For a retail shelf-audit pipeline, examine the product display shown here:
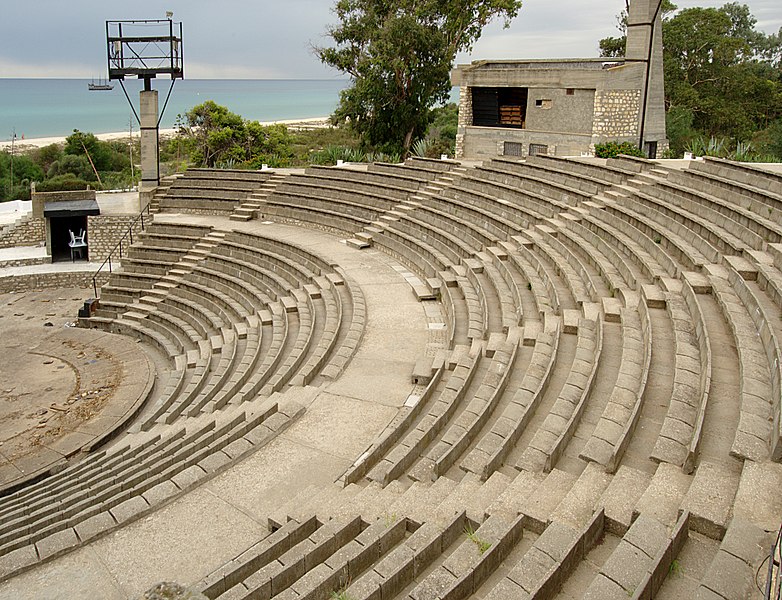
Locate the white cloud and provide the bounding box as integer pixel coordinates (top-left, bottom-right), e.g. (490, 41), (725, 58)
(0, 58), (93, 79)
(0, 0), (780, 79)
(185, 62), (290, 80)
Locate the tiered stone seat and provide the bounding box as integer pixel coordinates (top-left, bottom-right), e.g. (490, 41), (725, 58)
(526, 154), (637, 186)
(9, 155), (782, 596)
(650, 281), (710, 470)
(517, 316), (602, 472)
(492, 156), (610, 196)
(159, 169), (271, 214)
(630, 183), (756, 257)
(689, 156), (782, 208)
(364, 350), (482, 485)
(646, 174), (770, 250)
(369, 158), (457, 183)
(716, 266), (780, 462)
(96, 222), (213, 317)
(478, 159), (596, 208)
(602, 193), (718, 272)
(304, 165), (421, 195)
(409, 334), (520, 481)
(526, 227), (595, 306)
(559, 213), (640, 291)
(460, 319), (561, 479)
(578, 206), (671, 282)
(260, 164), (431, 234)
(580, 302), (652, 472)
(0, 401), (303, 580)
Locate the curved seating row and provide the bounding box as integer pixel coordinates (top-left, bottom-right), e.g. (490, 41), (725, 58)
(0, 401), (303, 581)
(159, 168), (272, 214)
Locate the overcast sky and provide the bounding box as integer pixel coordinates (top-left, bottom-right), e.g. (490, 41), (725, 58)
(1, 0), (780, 79)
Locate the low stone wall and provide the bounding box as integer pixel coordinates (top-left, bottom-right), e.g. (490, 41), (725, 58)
(0, 256), (51, 269)
(0, 271), (109, 294)
(32, 189), (96, 218)
(87, 215), (146, 264)
(0, 216), (45, 249)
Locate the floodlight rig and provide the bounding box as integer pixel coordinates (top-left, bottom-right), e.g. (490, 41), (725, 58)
(106, 18), (184, 191)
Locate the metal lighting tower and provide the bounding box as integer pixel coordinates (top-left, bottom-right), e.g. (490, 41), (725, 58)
(105, 18), (183, 193)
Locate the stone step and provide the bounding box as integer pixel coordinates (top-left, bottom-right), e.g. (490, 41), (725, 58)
(345, 238), (370, 250)
(601, 464), (653, 536)
(695, 516), (774, 600)
(519, 469), (579, 534)
(549, 462), (611, 530)
(485, 469), (546, 519)
(633, 462), (691, 526)
(732, 459), (782, 532)
(680, 460), (739, 540)
(432, 472), (512, 525)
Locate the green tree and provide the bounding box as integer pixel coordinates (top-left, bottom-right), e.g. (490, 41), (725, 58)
(664, 5), (782, 143)
(178, 101), (294, 168)
(599, 2), (782, 157)
(317, 0), (522, 157)
(0, 151), (45, 201)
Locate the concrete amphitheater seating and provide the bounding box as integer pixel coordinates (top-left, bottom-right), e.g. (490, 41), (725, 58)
(2, 154), (782, 598)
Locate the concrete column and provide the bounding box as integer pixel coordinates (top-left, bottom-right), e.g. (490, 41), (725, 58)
(626, 0), (667, 154)
(140, 89), (159, 192)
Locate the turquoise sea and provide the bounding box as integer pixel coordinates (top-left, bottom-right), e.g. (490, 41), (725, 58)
(0, 78), (351, 141)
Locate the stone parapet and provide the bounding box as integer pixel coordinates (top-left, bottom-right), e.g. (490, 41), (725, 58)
(31, 190), (96, 219)
(87, 215), (146, 264)
(0, 216), (45, 249)
(0, 270), (109, 294)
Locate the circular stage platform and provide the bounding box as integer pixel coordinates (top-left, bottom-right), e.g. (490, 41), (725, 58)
(0, 288), (154, 493)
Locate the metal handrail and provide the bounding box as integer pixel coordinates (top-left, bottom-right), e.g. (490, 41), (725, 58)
(765, 525), (782, 600)
(92, 203), (151, 298)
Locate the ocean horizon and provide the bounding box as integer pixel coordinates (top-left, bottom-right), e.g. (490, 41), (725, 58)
(0, 78), (351, 141)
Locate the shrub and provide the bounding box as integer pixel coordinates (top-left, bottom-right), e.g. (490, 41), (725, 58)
(36, 173), (91, 192)
(594, 141), (647, 159)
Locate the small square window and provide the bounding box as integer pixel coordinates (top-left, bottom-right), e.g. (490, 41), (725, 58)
(529, 144), (548, 156)
(566, 88), (575, 96)
(503, 142), (523, 157)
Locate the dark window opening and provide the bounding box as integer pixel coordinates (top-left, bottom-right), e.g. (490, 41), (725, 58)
(566, 88), (575, 96)
(529, 144), (548, 156)
(504, 142), (523, 157)
(472, 87), (527, 129)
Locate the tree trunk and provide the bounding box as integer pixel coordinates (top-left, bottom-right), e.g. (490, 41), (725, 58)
(402, 126), (415, 160)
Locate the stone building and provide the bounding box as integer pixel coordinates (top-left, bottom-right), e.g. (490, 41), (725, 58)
(452, 0), (668, 159)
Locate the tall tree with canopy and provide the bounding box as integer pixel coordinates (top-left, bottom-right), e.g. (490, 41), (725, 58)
(599, 1), (782, 157)
(317, 0), (522, 157)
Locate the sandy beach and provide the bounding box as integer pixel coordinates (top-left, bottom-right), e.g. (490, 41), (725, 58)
(0, 117), (331, 152)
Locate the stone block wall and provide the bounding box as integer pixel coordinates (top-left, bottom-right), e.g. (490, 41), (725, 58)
(0, 271), (109, 294)
(0, 216), (46, 249)
(87, 215), (147, 264)
(455, 86), (473, 159)
(31, 190), (96, 218)
(592, 90), (642, 138)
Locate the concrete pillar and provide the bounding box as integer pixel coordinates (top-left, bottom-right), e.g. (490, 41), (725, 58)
(140, 89), (159, 192)
(626, 0), (667, 155)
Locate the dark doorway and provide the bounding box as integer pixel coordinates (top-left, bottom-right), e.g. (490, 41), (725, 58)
(50, 215), (88, 262)
(644, 141), (658, 159)
(472, 87), (528, 128)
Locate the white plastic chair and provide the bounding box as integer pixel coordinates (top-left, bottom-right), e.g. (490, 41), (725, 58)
(69, 229), (87, 261)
